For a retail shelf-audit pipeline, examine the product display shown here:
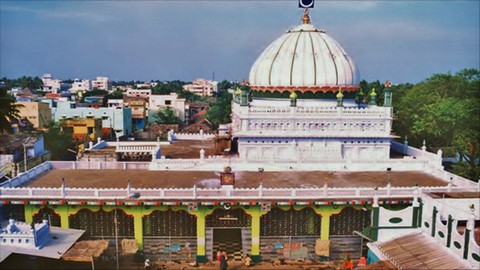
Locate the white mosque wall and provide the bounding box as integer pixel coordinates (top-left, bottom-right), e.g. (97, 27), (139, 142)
(237, 138), (390, 161)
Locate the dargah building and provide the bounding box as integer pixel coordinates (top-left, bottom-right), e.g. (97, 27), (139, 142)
(1, 3), (479, 269)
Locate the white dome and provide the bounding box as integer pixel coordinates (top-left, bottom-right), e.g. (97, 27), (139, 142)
(249, 23), (360, 93)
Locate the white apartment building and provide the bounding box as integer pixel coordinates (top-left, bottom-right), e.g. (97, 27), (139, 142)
(182, 79), (218, 97)
(149, 92), (186, 122)
(92, 76), (112, 91)
(41, 74), (62, 93)
(126, 89), (152, 99)
(70, 79), (92, 92)
(107, 99), (124, 108)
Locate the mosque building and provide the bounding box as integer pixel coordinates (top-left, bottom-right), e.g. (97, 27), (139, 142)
(232, 8), (392, 163)
(0, 3), (478, 269)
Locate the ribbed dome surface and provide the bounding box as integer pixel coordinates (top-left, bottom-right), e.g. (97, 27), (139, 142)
(249, 23), (360, 93)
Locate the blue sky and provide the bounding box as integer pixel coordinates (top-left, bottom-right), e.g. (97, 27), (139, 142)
(0, 0), (479, 84)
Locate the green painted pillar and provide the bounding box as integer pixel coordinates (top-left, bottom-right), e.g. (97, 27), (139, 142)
(432, 206), (438, 238)
(250, 206), (261, 262)
(383, 87), (392, 107)
(464, 214), (475, 259)
(24, 204), (35, 224)
(196, 207), (207, 263)
(371, 196), (380, 241)
(446, 215), (453, 248)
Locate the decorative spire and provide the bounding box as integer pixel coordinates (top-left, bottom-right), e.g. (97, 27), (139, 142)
(369, 88), (377, 106)
(290, 91), (298, 107)
(302, 8), (310, 24)
(336, 88), (344, 107)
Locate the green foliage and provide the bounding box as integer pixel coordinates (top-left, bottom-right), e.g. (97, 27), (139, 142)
(1, 76), (43, 90)
(107, 90), (124, 99)
(152, 107), (182, 125)
(152, 80), (186, 95)
(40, 124), (76, 160)
(205, 83), (234, 128)
(0, 87), (23, 134)
(392, 69), (480, 180)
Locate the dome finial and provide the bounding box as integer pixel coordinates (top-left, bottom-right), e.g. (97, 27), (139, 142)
(302, 8), (310, 24)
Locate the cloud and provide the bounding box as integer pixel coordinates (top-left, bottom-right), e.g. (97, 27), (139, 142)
(323, 1), (379, 12)
(1, 3), (116, 23)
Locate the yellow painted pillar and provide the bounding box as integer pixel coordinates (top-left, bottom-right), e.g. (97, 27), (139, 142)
(243, 205), (263, 262)
(55, 205), (72, 229)
(312, 205), (344, 240)
(131, 207), (144, 251)
(195, 207), (207, 263)
(250, 206), (261, 260)
(24, 204), (36, 224)
(320, 214), (330, 240)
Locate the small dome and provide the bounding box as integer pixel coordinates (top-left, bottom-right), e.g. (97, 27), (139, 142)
(249, 23), (360, 94)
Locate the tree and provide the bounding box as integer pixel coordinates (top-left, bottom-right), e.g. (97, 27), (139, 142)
(392, 69), (480, 180)
(0, 87), (23, 134)
(40, 123), (76, 160)
(205, 88), (233, 128)
(152, 107), (182, 125)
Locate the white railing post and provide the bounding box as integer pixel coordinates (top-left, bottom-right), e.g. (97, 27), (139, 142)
(413, 188), (419, 207)
(61, 177), (66, 198)
(259, 183), (263, 197)
(323, 182), (328, 197)
(387, 182), (391, 196)
(193, 184), (197, 199)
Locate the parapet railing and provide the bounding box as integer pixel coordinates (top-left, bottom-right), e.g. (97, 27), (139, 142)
(0, 183), (469, 201)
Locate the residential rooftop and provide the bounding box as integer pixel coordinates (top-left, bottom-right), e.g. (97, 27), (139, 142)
(24, 169), (446, 189)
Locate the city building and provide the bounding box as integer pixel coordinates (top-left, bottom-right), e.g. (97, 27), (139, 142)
(0, 134), (48, 177)
(126, 89), (152, 100)
(15, 102), (52, 130)
(183, 79), (218, 97)
(123, 97), (147, 131)
(70, 79), (91, 92)
(149, 93), (186, 123)
(41, 74), (62, 93)
(60, 117), (103, 151)
(92, 76), (112, 91)
(53, 102), (133, 138)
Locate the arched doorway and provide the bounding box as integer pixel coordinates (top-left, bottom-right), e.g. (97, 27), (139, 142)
(33, 206), (61, 227)
(260, 207), (321, 261)
(205, 208), (252, 262)
(69, 208), (134, 237)
(329, 207), (371, 259)
(142, 208), (197, 262)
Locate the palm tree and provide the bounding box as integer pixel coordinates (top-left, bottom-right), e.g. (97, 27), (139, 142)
(0, 87), (22, 134)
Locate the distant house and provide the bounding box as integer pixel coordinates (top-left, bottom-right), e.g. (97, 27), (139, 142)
(0, 134), (48, 177)
(15, 102), (52, 129)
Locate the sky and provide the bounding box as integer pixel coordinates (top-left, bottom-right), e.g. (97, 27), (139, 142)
(0, 0), (479, 84)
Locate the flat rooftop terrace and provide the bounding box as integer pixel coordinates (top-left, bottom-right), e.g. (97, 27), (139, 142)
(24, 169), (447, 189)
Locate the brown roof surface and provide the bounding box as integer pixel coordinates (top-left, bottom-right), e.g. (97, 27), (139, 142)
(376, 232), (469, 269)
(162, 139), (219, 158)
(25, 169), (446, 189)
